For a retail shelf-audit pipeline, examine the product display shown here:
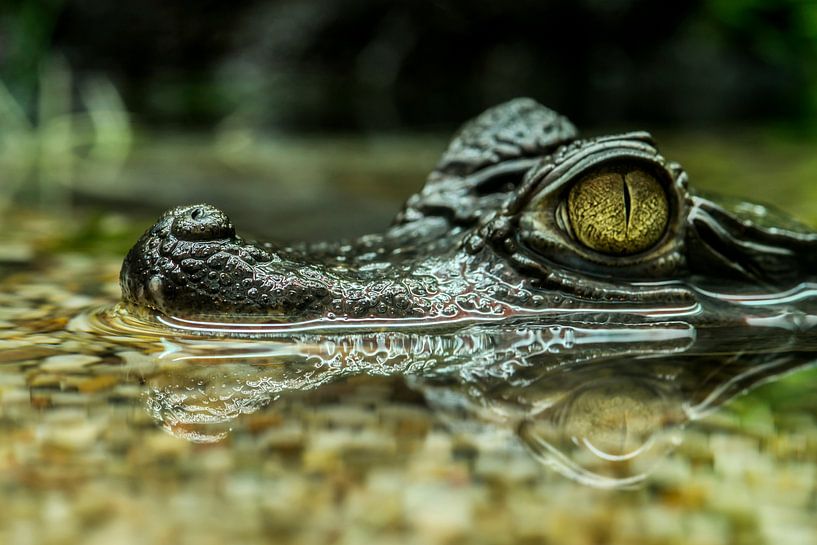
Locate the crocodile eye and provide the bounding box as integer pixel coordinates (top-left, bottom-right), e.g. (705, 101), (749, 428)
(566, 168), (668, 255)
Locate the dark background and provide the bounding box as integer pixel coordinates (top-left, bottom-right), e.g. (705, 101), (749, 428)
(2, 0), (817, 242)
(2, 0), (816, 132)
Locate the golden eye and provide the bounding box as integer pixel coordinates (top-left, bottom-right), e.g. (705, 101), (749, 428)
(567, 168), (668, 255)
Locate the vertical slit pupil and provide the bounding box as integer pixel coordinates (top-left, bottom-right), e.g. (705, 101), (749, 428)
(622, 176), (632, 231)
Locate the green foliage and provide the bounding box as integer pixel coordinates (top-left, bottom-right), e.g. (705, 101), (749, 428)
(50, 212), (148, 256)
(703, 0), (817, 124)
(0, 0), (65, 111)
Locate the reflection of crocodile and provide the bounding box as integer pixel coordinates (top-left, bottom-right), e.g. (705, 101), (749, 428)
(134, 313), (817, 487)
(120, 98), (817, 323)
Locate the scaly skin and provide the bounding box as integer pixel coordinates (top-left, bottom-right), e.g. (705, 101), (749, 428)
(120, 99), (817, 321)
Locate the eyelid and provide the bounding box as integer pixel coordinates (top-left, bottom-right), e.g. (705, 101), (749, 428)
(513, 140), (687, 279)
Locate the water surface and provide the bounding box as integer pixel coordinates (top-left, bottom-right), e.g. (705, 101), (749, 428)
(2, 134), (817, 544)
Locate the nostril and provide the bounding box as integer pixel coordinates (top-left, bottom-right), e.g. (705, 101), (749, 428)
(168, 204), (236, 241)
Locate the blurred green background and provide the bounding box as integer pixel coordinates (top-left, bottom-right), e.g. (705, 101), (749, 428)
(1, 0), (817, 240)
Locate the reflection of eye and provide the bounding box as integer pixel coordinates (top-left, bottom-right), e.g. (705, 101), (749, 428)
(567, 168), (668, 255)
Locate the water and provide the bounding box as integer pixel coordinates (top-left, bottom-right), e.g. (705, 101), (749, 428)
(2, 132), (817, 544)
(2, 209), (817, 545)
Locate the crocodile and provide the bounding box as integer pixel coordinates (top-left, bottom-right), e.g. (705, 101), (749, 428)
(116, 101), (817, 485)
(120, 98), (817, 326)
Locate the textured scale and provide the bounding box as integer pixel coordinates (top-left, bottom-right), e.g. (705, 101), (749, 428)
(120, 99), (817, 322)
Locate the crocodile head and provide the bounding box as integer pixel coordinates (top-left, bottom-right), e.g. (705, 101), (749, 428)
(120, 99), (817, 327)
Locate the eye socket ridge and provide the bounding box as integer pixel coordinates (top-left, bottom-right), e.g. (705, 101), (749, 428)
(512, 142), (686, 280)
